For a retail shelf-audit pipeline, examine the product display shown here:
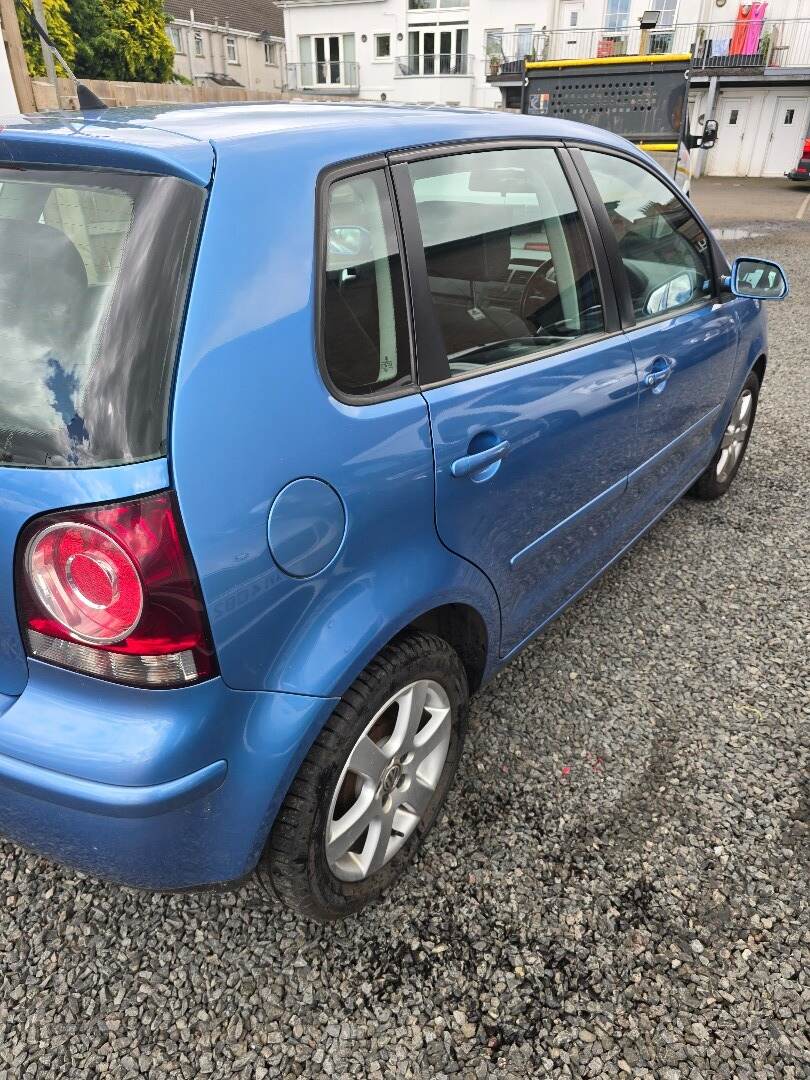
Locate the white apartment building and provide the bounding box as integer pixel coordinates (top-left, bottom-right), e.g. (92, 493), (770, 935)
(279, 0), (810, 176)
(165, 0), (287, 94)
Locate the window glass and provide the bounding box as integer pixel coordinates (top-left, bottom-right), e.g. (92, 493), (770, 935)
(194, 31), (204, 57)
(581, 151), (713, 320)
(226, 36), (237, 62)
(0, 168), (203, 467)
(323, 171), (411, 396)
(407, 148), (604, 376)
(375, 34), (391, 58)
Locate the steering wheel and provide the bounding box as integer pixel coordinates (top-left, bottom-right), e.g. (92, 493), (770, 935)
(520, 262), (558, 328)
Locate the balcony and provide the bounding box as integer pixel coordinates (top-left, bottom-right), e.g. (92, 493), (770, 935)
(286, 61), (360, 94)
(395, 53), (473, 77)
(485, 19), (810, 81)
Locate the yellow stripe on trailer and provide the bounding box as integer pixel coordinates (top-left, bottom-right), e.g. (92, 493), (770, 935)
(637, 142), (680, 152)
(525, 54), (692, 70)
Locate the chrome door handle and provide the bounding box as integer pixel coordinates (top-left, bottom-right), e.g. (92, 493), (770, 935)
(644, 356), (676, 390)
(450, 440), (510, 479)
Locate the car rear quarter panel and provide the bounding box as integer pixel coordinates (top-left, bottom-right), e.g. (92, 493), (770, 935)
(169, 133), (501, 697)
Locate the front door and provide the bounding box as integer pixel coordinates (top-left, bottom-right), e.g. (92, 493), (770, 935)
(578, 149), (739, 522)
(398, 146), (639, 654)
(708, 96), (751, 176)
(762, 95), (809, 176)
(559, 5), (584, 58)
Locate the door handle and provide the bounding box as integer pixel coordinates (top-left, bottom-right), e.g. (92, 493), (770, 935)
(643, 356), (676, 391)
(450, 439), (510, 479)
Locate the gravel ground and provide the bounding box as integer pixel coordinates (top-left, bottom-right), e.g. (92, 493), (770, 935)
(1, 217), (808, 1080)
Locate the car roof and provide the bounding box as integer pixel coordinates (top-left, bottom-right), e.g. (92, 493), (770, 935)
(0, 102), (634, 187)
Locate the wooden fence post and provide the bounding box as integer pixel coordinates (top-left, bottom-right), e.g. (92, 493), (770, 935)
(0, 0), (35, 112)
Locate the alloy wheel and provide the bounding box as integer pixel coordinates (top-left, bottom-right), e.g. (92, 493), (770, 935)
(325, 679), (452, 882)
(716, 388), (753, 483)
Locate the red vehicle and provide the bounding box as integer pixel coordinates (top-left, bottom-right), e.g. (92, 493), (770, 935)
(786, 136), (810, 181)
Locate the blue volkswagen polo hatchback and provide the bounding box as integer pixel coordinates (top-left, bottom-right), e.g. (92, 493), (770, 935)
(0, 103), (787, 920)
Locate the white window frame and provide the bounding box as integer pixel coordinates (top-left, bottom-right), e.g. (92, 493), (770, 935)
(193, 31), (204, 58)
(485, 29), (504, 59)
(313, 35), (344, 86)
(225, 36), (238, 64)
(374, 33), (391, 60)
(515, 24), (534, 58)
(169, 26), (183, 53)
(264, 41), (278, 65)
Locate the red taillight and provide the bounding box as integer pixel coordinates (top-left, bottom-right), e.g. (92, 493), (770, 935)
(803, 138), (810, 157)
(16, 491), (217, 689)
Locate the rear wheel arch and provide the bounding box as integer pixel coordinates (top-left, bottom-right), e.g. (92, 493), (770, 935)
(404, 602), (489, 694)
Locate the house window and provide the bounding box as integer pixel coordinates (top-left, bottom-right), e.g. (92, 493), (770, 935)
(515, 25), (533, 58)
(405, 26), (468, 75)
(193, 31), (204, 58)
(169, 26), (183, 53)
(225, 36), (238, 63)
(408, 0), (469, 8)
(264, 41), (278, 65)
(604, 0), (630, 31)
(485, 30), (503, 60)
(375, 34), (391, 59)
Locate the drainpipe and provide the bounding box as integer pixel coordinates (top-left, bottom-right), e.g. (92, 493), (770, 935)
(188, 8), (195, 83)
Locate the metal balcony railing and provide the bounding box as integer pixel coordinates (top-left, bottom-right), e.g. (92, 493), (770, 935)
(485, 19), (810, 78)
(287, 61), (360, 92)
(395, 53), (473, 77)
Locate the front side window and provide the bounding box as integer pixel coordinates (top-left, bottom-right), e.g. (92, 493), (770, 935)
(407, 148), (604, 377)
(581, 151), (713, 321)
(0, 168), (204, 467)
(322, 171), (411, 397)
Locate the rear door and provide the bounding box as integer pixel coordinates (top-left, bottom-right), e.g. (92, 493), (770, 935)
(574, 148), (739, 521)
(392, 144), (640, 655)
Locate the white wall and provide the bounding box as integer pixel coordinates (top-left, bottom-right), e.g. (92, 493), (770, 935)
(0, 17), (20, 114)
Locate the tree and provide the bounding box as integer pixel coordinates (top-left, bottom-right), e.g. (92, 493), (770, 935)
(15, 0), (76, 78)
(68, 0), (174, 82)
(68, 0), (174, 83)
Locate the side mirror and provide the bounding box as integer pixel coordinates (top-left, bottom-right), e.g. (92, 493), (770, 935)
(724, 257), (789, 301)
(700, 119), (718, 149)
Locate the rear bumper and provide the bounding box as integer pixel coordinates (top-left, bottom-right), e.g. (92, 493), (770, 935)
(785, 167), (809, 181)
(0, 661), (337, 889)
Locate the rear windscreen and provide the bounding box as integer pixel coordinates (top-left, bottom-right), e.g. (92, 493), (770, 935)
(0, 166), (204, 468)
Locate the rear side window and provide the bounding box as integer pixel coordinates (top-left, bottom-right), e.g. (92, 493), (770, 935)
(580, 150), (713, 320)
(322, 170), (411, 397)
(406, 147), (604, 376)
(0, 167), (204, 468)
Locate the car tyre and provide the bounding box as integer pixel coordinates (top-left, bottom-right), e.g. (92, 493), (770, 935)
(259, 631), (469, 922)
(688, 369), (760, 501)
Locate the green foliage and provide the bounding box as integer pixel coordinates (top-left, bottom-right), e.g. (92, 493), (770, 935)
(19, 0), (175, 83)
(69, 0), (174, 83)
(16, 0), (76, 78)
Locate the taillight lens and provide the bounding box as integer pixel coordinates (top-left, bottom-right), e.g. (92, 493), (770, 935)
(16, 491), (217, 689)
(803, 138), (810, 157)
